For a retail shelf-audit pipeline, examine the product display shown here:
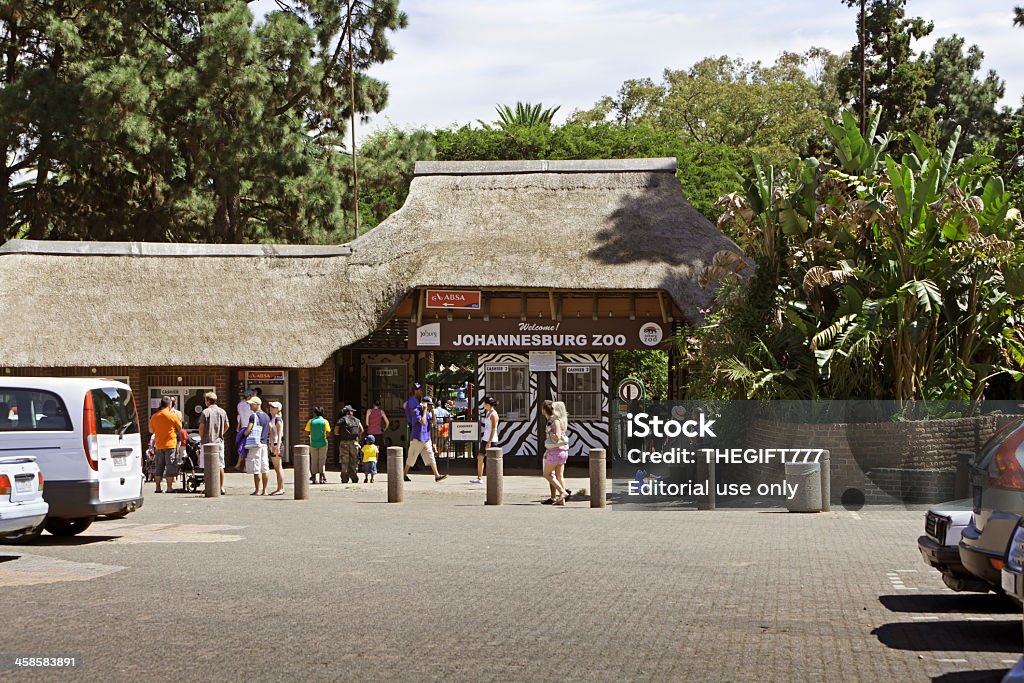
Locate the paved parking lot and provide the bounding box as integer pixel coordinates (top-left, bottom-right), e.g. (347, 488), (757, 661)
(0, 470), (1021, 682)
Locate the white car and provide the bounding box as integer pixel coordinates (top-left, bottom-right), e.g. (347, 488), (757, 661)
(917, 498), (989, 592)
(0, 455), (48, 542)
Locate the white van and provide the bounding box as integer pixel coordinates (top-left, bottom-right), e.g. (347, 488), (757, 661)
(0, 378), (144, 537)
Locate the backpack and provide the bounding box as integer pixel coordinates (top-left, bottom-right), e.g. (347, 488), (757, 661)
(339, 415), (361, 441)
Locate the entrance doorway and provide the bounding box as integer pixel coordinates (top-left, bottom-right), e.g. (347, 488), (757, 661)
(361, 353), (414, 452)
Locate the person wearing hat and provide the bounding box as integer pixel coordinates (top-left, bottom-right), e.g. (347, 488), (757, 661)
(403, 382), (423, 436)
(267, 401), (286, 495)
(242, 395), (271, 495)
(404, 395), (447, 483)
(234, 389), (255, 471)
(335, 405), (364, 484)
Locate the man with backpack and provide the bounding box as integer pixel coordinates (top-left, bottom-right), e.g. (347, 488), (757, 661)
(336, 405), (364, 484)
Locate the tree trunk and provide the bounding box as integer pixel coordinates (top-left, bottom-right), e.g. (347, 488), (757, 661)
(213, 172), (242, 243)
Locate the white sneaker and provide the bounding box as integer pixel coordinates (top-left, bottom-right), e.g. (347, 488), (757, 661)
(469, 478), (482, 484)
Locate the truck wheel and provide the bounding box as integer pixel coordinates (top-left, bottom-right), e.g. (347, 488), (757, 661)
(0, 521), (45, 544)
(44, 516), (95, 537)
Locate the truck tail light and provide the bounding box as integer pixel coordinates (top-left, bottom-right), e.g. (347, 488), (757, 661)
(37, 471), (44, 491)
(0, 474), (10, 495)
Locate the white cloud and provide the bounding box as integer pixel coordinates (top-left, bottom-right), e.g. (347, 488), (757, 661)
(252, 1), (1024, 139)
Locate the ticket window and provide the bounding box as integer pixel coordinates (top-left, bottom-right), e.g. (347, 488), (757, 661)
(556, 364), (602, 421)
(367, 363), (408, 448)
(244, 371), (288, 460)
(148, 386), (214, 431)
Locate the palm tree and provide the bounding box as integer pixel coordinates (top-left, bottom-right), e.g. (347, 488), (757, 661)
(478, 102), (561, 130)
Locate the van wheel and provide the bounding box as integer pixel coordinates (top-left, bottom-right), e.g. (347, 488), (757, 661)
(44, 517), (95, 537)
(1, 522), (45, 544)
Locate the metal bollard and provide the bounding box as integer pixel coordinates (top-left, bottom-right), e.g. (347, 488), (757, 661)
(820, 449), (831, 512)
(387, 446), (404, 503)
(293, 445), (310, 500)
(589, 448), (607, 509)
(485, 447), (503, 505)
(203, 443), (222, 498)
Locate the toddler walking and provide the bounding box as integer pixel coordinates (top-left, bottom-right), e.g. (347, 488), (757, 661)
(362, 435), (379, 483)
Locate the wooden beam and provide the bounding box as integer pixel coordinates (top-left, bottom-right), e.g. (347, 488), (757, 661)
(520, 293), (527, 321)
(629, 293), (636, 321)
(591, 293), (599, 320)
(657, 290), (669, 325)
(556, 292), (563, 321)
(483, 292), (490, 322)
(548, 290), (556, 321)
(414, 289), (424, 327)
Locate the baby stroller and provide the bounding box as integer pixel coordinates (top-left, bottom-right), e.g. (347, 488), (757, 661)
(144, 435), (157, 482)
(179, 433), (205, 493)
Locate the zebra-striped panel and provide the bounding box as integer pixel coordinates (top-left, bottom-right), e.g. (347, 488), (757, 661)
(477, 353), (538, 458)
(551, 353), (610, 458)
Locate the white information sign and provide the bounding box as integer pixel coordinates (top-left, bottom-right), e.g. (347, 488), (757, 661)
(451, 421), (480, 442)
(529, 351), (557, 372)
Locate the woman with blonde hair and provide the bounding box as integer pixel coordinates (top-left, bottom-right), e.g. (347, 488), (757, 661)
(540, 400), (571, 505)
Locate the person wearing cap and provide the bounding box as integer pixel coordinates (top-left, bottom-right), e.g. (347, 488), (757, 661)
(243, 396), (272, 495)
(267, 401), (286, 495)
(198, 391), (228, 495)
(403, 382), (423, 436)
(403, 396), (447, 483)
(361, 435), (379, 483)
(234, 389), (255, 471)
(335, 405), (364, 484)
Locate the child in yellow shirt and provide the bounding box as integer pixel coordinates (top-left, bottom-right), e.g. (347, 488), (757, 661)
(361, 435), (379, 483)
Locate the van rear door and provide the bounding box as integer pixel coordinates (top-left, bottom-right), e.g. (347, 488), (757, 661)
(86, 387), (143, 502)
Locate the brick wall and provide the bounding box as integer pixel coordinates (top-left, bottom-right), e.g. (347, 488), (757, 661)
(294, 357), (338, 464)
(738, 415), (1015, 504)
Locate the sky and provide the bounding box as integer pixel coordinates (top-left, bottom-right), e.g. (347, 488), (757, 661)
(252, 1), (1024, 140)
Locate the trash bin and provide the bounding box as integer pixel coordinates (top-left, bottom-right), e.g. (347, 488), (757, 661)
(785, 462), (822, 512)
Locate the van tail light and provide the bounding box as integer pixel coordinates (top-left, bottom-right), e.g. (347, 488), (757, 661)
(82, 391), (99, 471)
(37, 472), (44, 491)
(0, 474), (10, 495)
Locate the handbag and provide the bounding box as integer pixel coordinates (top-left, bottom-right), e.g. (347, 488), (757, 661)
(244, 415), (262, 449)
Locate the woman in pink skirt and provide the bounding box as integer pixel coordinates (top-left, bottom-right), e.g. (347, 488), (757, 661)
(540, 400), (571, 505)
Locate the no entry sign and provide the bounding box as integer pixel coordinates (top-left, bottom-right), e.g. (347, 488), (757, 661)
(617, 378), (646, 401)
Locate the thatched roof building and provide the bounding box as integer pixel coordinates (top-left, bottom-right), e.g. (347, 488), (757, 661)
(0, 158), (743, 368)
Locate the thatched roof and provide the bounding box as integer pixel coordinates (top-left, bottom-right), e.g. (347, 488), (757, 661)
(0, 158), (743, 368)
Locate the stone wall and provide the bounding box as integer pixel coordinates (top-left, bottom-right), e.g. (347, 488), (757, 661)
(736, 415), (1015, 504)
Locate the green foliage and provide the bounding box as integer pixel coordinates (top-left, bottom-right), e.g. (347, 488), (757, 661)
(925, 35), (1006, 153)
(356, 126), (435, 230)
(572, 50), (843, 168)
(481, 102), (561, 130)
(839, 0), (936, 142)
(611, 351), (668, 400)
(0, 0), (408, 243)
(691, 109), (1024, 401)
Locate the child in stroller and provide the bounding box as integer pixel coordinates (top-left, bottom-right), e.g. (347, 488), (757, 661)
(178, 432), (205, 493)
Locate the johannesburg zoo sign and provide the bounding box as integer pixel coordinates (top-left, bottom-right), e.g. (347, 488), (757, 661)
(412, 319), (667, 350)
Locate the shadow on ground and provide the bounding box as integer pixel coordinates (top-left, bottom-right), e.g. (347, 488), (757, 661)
(872, 620), (1020, 653)
(881, 593), (1018, 615)
(932, 669), (1010, 683)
